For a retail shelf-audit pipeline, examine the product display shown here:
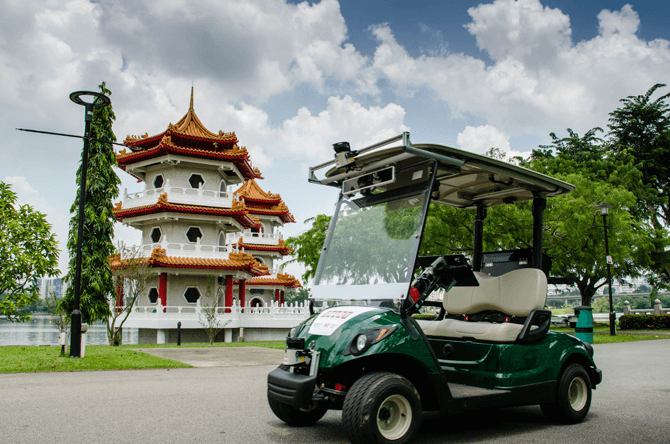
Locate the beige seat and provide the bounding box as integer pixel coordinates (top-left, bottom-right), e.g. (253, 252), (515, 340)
(416, 268), (547, 342)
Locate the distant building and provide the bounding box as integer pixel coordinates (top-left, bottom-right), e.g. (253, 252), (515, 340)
(39, 277), (67, 300)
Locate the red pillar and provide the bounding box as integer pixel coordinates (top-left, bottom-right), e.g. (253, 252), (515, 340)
(239, 279), (246, 311)
(159, 273), (167, 313)
(225, 275), (234, 313)
(115, 282), (124, 313)
(274, 288), (280, 304)
(280, 290), (285, 305)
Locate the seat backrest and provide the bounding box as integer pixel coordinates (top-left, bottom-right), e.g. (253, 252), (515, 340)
(443, 268), (547, 317)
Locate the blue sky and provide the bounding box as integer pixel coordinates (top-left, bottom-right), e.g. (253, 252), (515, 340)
(1, 0), (669, 279)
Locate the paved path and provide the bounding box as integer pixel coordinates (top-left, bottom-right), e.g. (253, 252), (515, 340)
(138, 346), (284, 367)
(1, 340), (669, 443)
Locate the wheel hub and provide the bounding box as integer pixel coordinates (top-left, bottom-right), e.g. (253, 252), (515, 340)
(377, 395), (412, 440)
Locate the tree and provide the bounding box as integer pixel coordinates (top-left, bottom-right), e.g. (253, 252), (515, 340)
(285, 287), (310, 305)
(108, 244), (156, 345)
(284, 214), (331, 284)
(608, 83), (670, 288)
(197, 278), (230, 345)
(0, 182), (59, 322)
(59, 81), (121, 324)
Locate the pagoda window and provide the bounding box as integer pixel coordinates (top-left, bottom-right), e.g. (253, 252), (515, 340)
(186, 227), (203, 243)
(150, 227), (162, 243)
(183, 287), (201, 304)
(219, 179), (227, 196)
(148, 288), (159, 304)
(256, 257), (265, 265)
(218, 231), (226, 248)
(188, 173), (205, 189)
(153, 174), (164, 189)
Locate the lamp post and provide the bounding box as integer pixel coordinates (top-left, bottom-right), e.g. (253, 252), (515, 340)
(595, 202), (616, 336)
(68, 91), (111, 357)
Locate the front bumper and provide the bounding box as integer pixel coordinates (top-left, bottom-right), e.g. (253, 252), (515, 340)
(267, 367), (317, 408)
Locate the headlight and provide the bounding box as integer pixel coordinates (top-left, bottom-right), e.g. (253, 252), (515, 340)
(346, 325), (398, 356)
(355, 334), (367, 351)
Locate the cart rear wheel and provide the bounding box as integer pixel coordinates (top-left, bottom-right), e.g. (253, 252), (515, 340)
(267, 391), (327, 426)
(541, 363), (592, 424)
(342, 372), (421, 444)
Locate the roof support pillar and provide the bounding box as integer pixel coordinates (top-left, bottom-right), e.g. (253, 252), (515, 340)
(473, 204), (487, 272)
(275, 289), (280, 304)
(280, 290), (285, 305)
(159, 273), (167, 313)
(225, 275), (233, 313)
(239, 279), (246, 311)
(532, 196), (547, 270)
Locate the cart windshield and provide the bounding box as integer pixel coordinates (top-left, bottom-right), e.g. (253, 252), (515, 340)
(311, 185), (429, 303)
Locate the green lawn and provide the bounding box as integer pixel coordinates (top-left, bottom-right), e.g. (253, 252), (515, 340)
(0, 345), (192, 374)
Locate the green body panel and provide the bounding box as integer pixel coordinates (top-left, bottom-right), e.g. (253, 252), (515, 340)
(295, 308), (596, 392)
(428, 331), (594, 389)
(295, 308), (441, 374)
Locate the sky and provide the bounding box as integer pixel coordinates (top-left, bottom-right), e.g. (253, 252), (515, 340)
(2, 0), (670, 280)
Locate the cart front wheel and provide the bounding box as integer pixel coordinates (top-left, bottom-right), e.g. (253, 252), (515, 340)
(541, 363), (592, 424)
(342, 372), (421, 444)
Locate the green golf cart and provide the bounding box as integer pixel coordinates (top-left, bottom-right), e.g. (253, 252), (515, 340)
(267, 132), (601, 444)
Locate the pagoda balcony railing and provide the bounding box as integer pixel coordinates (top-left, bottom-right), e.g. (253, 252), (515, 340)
(138, 239), (239, 259)
(122, 180), (234, 210)
(117, 300), (310, 330)
(241, 229), (282, 246)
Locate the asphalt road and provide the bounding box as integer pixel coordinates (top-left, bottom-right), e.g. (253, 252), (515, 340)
(1, 340), (669, 444)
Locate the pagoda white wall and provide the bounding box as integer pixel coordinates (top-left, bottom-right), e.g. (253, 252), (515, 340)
(145, 164), (230, 193)
(141, 221), (224, 247)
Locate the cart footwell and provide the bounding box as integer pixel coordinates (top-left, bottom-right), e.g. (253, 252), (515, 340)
(446, 381), (556, 415)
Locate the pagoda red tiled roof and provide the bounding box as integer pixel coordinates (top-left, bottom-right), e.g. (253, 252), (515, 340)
(246, 201), (295, 223)
(110, 248), (268, 275)
(235, 179), (282, 204)
(116, 135), (261, 180)
(249, 272), (302, 288)
(237, 236), (292, 255)
(113, 193), (257, 228)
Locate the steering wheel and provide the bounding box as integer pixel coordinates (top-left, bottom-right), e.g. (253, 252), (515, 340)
(404, 254), (476, 315)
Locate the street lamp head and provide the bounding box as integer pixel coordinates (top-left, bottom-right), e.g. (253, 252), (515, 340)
(595, 202), (614, 215)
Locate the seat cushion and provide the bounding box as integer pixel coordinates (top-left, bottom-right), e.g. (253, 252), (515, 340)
(416, 318), (524, 342)
(443, 269), (547, 317)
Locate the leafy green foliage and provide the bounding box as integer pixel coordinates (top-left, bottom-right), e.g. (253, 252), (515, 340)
(284, 214), (331, 284)
(608, 83), (670, 288)
(59, 82), (120, 324)
(619, 314), (670, 330)
(0, 182), (59, 322)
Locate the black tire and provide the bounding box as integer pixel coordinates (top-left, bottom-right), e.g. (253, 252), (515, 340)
(342, 372), (422, 444)
(541, 363), (592, 424)
(267, 391), (328, 426)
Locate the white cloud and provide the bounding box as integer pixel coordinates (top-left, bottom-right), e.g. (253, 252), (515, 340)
(457, 125), (510, 154)
(367, 1), (670, 140)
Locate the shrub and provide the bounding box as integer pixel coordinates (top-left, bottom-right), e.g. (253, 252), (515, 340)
(618, 314), (670, 330)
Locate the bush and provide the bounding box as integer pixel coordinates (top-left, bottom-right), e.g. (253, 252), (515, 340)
(618, 314), (670, 330)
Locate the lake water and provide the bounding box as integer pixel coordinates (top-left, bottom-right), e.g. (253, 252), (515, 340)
(0, 315), (139, 346)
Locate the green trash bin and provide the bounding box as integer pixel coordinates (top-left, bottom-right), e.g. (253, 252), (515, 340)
(574, 305), (594, 344)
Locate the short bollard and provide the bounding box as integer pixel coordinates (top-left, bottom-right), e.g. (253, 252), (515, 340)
(574, 306), (594, 344)
(177, 322), (182, 346)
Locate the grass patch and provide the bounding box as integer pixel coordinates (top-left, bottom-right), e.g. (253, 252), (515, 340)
(592, 333), (670, 344)
(0, 345), (192, 374)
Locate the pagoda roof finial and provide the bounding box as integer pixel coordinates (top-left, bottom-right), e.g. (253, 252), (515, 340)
(189, 85), (194, 111)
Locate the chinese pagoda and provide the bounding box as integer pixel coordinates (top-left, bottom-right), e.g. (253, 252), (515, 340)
(112, 89), (302, 343)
